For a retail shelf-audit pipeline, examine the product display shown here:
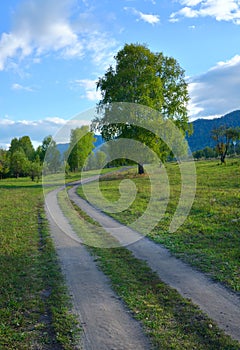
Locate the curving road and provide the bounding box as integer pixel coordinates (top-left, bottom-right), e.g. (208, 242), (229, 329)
(68, 180), (240, 343)
(45, 177), (240, 347)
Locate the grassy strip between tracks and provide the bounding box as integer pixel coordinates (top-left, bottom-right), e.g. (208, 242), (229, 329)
(77, 159), (240, 292)
(0, 179), (80, 350)
(58, 189), (240, 349)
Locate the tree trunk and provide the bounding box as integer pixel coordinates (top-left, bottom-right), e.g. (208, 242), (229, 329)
(220, 154), (226, 165)
(138, 163), (144, 175)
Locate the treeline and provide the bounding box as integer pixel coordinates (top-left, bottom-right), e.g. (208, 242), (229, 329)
(0, 135), (61, 180)
(0, 126), (104, 180)
(193, 126), (240, 161)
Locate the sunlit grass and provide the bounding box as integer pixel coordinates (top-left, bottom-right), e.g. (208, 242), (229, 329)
(77, 159), (240, 292)
(59, 187), (240, 349)
(0, 179), (80, 349)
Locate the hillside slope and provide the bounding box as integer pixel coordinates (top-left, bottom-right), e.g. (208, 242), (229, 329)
(187, 110), (240, 151)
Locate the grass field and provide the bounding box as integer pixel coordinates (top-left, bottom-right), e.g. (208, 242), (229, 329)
(0, 178), (80, 349)
(77, 159), (240, 292)
(1, 159), (239, 349)
(58, 187), (240, 349)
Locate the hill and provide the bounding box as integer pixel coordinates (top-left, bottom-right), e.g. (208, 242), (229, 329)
(56, 112), (240, 155)
(187, 110), (240, 151)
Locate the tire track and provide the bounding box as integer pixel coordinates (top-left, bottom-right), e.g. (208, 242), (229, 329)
(45, 188), (151, 350)
(68, 182), (240, 343)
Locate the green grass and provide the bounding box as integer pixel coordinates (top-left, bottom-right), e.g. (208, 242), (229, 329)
(77, 159), (240, 292)
(58, 188), (240, 349)
(42, 166), (121, 187)
(0, 179), (80, 349)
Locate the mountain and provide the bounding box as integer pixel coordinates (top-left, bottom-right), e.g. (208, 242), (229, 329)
(187, 110), (240, 152)
(93, 134), (104, 150)
(57, 143), (69, 156)
(56, 111), (240, 155)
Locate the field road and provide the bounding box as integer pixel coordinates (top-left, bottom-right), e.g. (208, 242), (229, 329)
(68, 178), (240, 343)
(45, 187), (151, 350)
(45, 176), (240, 347)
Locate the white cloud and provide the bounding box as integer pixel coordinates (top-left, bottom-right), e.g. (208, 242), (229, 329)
(74, 79), (102, 101)
(12, 83), (34, 92)
(171, 0), (240, 24)
(188, 55), (240, 119)
(0, 118), (15, 126)
(0, 0), (118, 71)
(44, 117), (68, 125)
(0, 116), (91, 149)
(124, 7), (160, 24)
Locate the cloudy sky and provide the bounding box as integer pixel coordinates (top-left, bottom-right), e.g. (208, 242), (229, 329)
(1, 0), (240, 148)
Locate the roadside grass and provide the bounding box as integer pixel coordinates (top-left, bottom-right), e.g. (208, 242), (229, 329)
(77, 159), (240, 292)
(0, 179), (80, 349)
(58, 189), (240, 349)
(42, 166), (120, 187)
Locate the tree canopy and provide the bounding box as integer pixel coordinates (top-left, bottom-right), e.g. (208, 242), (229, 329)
(92, 43), (190, 173)
(66, 126), (96, 172)
(211, 126), (240, 164)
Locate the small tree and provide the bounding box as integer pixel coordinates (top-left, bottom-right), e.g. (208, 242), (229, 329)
(29, 156), (42, 181)
(211, 126), (240, 164)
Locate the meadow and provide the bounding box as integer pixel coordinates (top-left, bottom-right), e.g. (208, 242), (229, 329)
(58, 159), (240, 348)
(77, 158), (240, 293)
(0, 178), (80, 349)
(0, 158), (239, 349)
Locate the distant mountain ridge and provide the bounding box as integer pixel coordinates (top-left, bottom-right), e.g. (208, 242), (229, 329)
(57, 111), (240, 155)
(187, 110), (240, 152)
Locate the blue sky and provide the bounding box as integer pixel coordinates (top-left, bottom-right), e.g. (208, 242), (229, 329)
(1, 0), (240, 148)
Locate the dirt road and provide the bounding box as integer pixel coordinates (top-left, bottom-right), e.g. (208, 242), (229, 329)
(67, 183), (240, 343)
(45, 188), (151, 350)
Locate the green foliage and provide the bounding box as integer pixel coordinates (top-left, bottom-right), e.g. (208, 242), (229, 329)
(96, 43), (189, 123)
(9, 136), (35, 161)
(36, 135), (52, 163)
(19, 136), (35, 161)
(10, 149), (30, 178)
(0, 149), (10, 178)
(66, 126), (95, 172)
(193, 146), (218, 160)
(92, 43), (190, 173)
(212, 126), (240, 164)
(29, 156), (42, 181)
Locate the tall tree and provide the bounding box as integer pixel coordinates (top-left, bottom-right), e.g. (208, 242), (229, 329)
(10, 149), (30, 178)
(8, 138), (21, 153)
(211, 126), (240, 164)
(67, 126), (96, 172)
(8, 136), (35, 161)
(92, 43), (190, 174)
(36, 135), (53, 163)
(19, 136), (35, 161)
(0, 149), (9, 179)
